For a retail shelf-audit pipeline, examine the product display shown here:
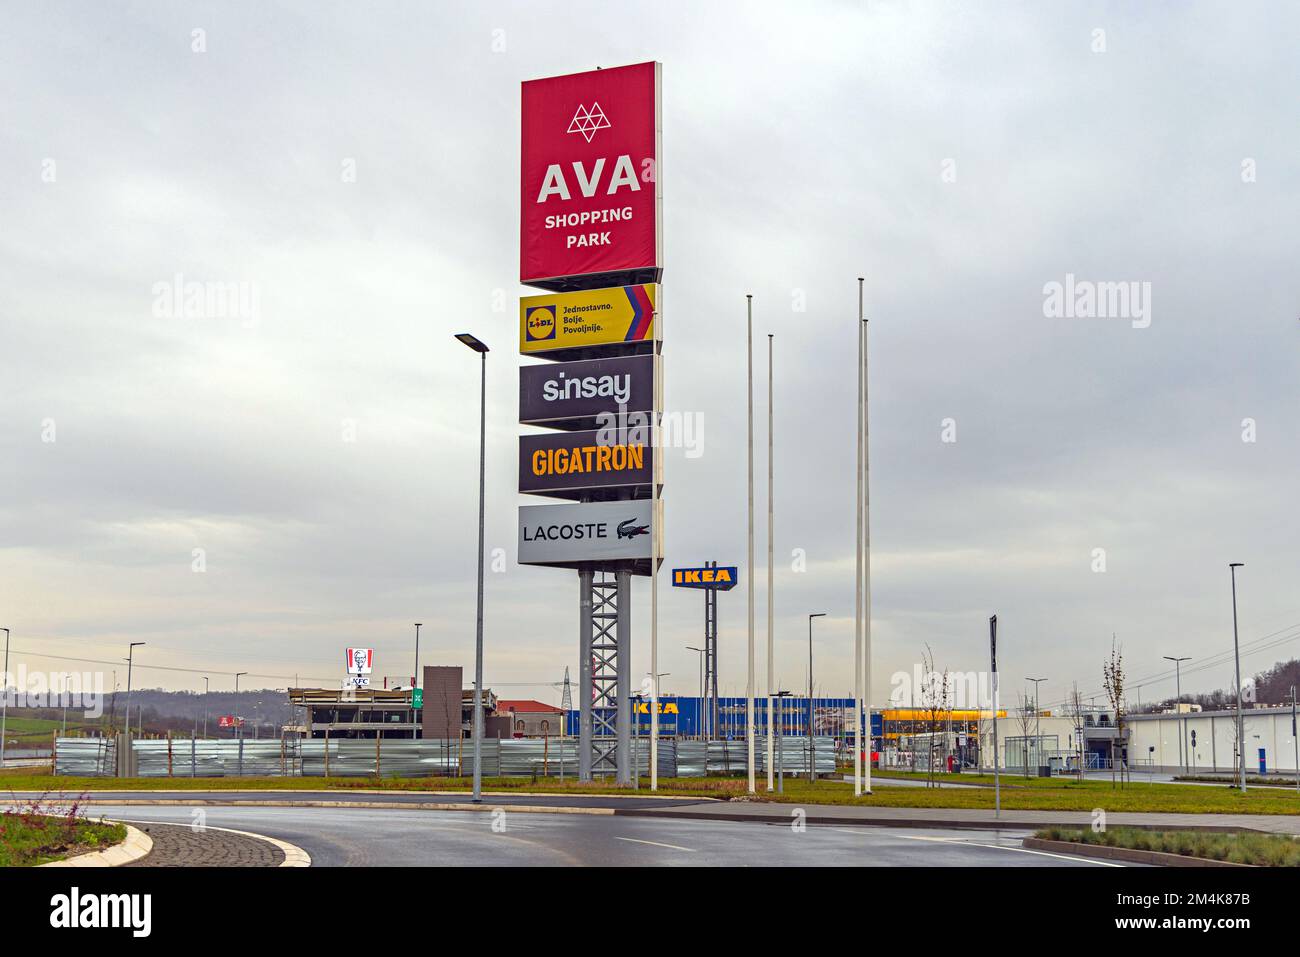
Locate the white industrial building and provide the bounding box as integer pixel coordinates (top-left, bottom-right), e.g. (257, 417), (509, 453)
(1128, 706), (1300, 775)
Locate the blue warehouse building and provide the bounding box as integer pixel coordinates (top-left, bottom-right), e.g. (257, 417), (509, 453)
(566, 696), (883, 744)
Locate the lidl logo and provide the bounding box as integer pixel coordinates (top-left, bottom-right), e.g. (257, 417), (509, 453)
(672, 565), (739, 591)
(525, 305), (556, 341)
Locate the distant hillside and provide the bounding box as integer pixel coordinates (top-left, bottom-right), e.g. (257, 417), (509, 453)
(24, 688), (301, 738)
(1137, 658), (1300, 713)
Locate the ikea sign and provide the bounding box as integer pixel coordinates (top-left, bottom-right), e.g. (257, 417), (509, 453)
(671, 565), (738, 591)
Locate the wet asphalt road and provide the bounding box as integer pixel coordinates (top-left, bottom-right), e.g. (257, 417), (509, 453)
(83, 803), (1126, 867)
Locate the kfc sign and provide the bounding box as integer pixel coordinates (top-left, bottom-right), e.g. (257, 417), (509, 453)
(345, 647), (374, 675)
(521, 61), (661, 288)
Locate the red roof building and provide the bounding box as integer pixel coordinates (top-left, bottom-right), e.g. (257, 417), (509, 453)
(497, 699), (565, 737)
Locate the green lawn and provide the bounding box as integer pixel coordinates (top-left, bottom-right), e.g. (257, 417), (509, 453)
(870, 768), (1128, 789)
(6, 765), (1300, 815)
(1, 716), (102, 742)
(0, 810), (125, 867)
(1036, 827), (1300, 865)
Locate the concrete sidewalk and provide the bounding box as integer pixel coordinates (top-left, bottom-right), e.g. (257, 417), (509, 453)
(617, 800), (1300, 835)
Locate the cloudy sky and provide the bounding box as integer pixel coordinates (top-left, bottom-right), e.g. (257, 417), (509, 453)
(1, 1), (1296, 715)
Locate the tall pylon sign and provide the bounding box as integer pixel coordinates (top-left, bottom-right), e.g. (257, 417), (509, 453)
(517, 62), (664, 783)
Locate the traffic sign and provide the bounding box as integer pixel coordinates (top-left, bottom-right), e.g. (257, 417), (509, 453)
(412, 688), (423, 710)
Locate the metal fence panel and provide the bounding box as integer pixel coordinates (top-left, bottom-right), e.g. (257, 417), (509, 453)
(54, 737), (115, 777)
(131, 738), (296, 777)
(57, 735), (834, 779)
(707, 736), (837, 774)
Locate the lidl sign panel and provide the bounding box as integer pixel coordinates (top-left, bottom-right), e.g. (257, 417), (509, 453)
(672, 566), (739, 590)
(521, 62), (661, 288)
(520, 284), (656, 356)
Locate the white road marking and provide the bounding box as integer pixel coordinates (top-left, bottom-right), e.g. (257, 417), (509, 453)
(614, 836), (696, 852)
(831, 828), (1125, 867)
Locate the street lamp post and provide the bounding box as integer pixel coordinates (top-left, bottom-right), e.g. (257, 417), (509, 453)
(1230, 562), (1246, 791)
(807, 613), (826, 781)
(629, 693), (643, 789)
(1026, 677), (1046, 772)
(1291, 685), (1299, 795)
(0, 629), (9, 769)
(123, 642), (146, 739)
(646, 672), (669, 779)
(773, 690), (793, 793)
(233, 671), (248, 776)
(234, 671), (247, 740)
(202, 676), (209, 739)
(1163, 655), (1191, 774)
(455, 332), (489, 803)
(413, 622), (422, 739)
(0, 627), (9, 768)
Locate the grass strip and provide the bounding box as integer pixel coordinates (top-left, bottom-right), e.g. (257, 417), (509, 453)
(1035, 826), (1300, 865)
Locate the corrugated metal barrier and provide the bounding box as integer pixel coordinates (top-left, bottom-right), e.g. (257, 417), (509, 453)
(52, 737), (116, 777)
(54, 735), (838, 778)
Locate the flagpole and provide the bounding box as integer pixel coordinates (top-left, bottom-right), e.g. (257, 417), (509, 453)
(766, 333), (775, 791)
(746, 294), (756, 794)
(854, 280), (864, 797)
(861, 276), (872, 795)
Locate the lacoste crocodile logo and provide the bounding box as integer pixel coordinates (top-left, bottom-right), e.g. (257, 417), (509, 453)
(617, 518), (649, 539)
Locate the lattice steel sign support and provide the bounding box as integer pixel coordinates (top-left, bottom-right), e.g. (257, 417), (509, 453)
(579, 568), (632, 782)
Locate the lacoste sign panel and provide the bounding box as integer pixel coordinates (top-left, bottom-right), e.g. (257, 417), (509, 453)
(518, 500), (661, 567)
(519, 353), (655, 428)
(521, 61), (661, 288)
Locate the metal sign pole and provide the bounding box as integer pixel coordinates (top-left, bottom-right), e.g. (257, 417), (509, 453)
(990, 614), (1000, 818)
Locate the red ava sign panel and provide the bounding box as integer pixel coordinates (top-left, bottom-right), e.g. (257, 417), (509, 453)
(521, 61), (660, 286)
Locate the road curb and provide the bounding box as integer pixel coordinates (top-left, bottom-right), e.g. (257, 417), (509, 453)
(1021, 837), (1253, 867)
(614, 807), (1263, 833)
(40, 824), (153, 868)
(57, 798), (617, 816)
(10, 787), (716, 801)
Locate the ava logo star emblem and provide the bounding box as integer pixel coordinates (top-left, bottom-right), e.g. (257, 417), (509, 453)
(567, 102), (611, 143)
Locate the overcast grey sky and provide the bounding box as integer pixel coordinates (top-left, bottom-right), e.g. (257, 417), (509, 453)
(1, 1), (1296, 714)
